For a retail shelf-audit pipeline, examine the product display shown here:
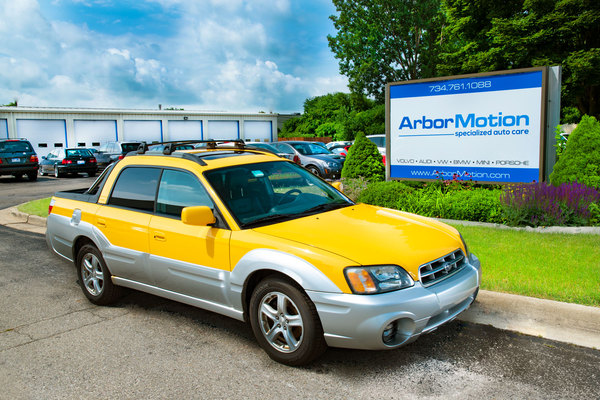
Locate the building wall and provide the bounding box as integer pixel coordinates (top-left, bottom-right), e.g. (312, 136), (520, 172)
(0, 107), (281, 157)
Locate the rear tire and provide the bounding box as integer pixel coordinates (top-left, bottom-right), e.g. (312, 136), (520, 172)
(27, 172), (37, 181)
(76, 244), (123, 306)
(249, 277), (327, 366)
(54, 165), (63, 178)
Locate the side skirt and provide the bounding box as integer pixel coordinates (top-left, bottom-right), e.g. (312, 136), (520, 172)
(112, 276), (245, 322)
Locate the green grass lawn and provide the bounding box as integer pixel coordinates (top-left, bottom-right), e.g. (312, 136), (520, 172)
(452, 224), (600, 307)
(18, 197), (51, 217)
(18, 198), (600, 306)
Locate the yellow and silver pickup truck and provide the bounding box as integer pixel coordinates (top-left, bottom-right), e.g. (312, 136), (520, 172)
(46, 140), (481, 366)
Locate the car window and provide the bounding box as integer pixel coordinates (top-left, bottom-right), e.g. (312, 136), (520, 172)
(291, 143), (331, 155)
(121, 143), (140, 153)
(156, 169), (213, 218)
(108, 167), (161, 212)
(0, 141), (33, 153)
(66, 149), (92, 157)
(273, 143), (294, 154)
(368, 137), (385, 147)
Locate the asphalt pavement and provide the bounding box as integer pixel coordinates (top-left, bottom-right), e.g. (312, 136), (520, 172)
(1, 205), (599, 351)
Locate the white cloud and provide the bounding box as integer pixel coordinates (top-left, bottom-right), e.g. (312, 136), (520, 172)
(0, 0), (348, 112)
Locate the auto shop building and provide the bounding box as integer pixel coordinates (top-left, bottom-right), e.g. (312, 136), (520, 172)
(0, 106), (280, 157)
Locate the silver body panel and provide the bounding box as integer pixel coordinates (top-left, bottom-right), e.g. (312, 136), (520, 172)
(47, 211), (480, 350)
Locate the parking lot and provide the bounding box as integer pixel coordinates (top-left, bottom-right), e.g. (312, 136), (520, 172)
(1, 179), (600, 399)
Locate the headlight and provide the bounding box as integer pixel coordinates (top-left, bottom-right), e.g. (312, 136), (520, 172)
(344, 265), (414, 294)
(327, 161), (339, 168)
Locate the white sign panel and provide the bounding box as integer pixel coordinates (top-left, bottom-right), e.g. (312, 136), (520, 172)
(388, 69), (544, 183)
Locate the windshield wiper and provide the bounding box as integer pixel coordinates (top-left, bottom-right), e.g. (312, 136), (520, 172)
(243, 213), (297, 228)
(297, 201), (351, 216)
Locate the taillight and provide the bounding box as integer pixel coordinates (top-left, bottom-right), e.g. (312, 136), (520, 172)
(30, 155), (38, 163)
(0, 158), (3, 164)
(293, 155), (300, 164)
(118, 154), (125, 160)
(90, 157), (97, 163)
(61, 159), (72, 164)
(382, 155), (386, 165)
(48, 198), (55, 215)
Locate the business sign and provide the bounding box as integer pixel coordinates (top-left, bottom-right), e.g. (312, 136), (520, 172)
(386, 68), (547, 183)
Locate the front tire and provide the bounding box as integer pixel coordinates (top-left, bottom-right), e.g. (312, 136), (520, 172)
(76, 244), (122, 305)
(306, 165), (321, 177)
(249, 277), (327, 366)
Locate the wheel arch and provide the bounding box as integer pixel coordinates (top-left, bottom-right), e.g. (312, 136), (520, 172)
(72, 235), (98, 263)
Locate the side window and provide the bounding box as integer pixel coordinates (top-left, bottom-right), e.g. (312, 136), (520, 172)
(108, 167), (161, 212)
(156, 170), (213, 218)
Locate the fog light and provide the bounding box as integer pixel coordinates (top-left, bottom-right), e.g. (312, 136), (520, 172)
(382, 321), (397, 344)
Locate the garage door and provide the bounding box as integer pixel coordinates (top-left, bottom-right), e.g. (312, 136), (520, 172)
(73, 120), (117, 148)
(168, 120), (203, 141)
(123, 120), (162, 143)
(1, 119), (7, 138)
(16, 119), (67, 158)
(244, 121), (272, 142)
(206, 121), (239, 140)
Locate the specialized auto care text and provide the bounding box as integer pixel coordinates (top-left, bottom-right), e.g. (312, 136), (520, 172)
(398, 112), (530, 137)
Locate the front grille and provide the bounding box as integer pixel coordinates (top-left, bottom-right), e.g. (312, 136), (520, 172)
(419, 249), (467, 287)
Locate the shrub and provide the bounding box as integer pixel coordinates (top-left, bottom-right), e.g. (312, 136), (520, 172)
(356, 179), (503, 223)
(340, 177), (370, 201)
(356, 180), (413, 209)
(550, 115), (600, 189)
(341, 131), (385, 182)
(501, 182), (600, 226)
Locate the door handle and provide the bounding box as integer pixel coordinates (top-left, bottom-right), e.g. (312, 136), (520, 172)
(97, 218), (106, 227)
(153, 232), (166, 241)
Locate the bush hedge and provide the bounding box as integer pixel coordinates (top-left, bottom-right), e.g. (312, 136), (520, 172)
(341, 131), (385, 182)
(550, 115), (600, 189)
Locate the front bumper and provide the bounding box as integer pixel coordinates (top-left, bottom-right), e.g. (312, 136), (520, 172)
(308, 254), (481, 350)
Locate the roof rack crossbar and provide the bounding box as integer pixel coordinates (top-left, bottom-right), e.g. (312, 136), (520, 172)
(135, 139), (247, 155)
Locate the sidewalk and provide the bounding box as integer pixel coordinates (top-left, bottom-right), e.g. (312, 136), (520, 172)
(2, 206), (599, 350)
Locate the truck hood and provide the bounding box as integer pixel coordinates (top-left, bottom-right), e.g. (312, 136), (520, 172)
(253, 203), (463, 280)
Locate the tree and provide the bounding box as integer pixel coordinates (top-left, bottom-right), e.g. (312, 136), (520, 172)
(550, 115), (600, 189)
(279, 92), (381, 140)
(328, 0), (443, 102)
(341, 131), (385, 181)
(439, 0), (600, 118)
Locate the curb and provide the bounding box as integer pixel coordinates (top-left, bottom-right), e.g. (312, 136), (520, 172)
(439, 218), (600, 235)
(459, 290), (600, 349)
(10, 208), (47, 227)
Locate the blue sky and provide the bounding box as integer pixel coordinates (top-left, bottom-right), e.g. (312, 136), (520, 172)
(0, 0), (348, 112)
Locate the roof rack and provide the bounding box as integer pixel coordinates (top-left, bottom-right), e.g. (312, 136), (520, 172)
(136, 139), (248, 155)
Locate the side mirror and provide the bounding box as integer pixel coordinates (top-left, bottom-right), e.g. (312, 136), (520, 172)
(331, 181), (342, 192)
(181, 206), (216, 226)
(42, 156), (47, 160)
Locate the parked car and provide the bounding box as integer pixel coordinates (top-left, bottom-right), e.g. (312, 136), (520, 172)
(96, 141), (142, 170)
(148, 143), (195, 152)
(39, 148), (97, 178)
(272, 141), (344, 179)
(328, 143), (352, 157)
(46, 139), (481, 366)
(247, 142), (297, 161)
(367, 134), (386, 156)
(326, 141), (353, 150)
(0, 138), (39, 181)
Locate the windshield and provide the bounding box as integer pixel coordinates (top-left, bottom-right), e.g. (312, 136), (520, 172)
(204, 161), (352, 228)
(290, 142), (332, 156)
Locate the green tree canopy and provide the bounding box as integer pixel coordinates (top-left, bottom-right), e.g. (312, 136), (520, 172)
(439, 0), (600, 118)
(328, 0), (443, 102)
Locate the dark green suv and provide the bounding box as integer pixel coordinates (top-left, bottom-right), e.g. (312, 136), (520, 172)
(0, 139), (39, 181)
